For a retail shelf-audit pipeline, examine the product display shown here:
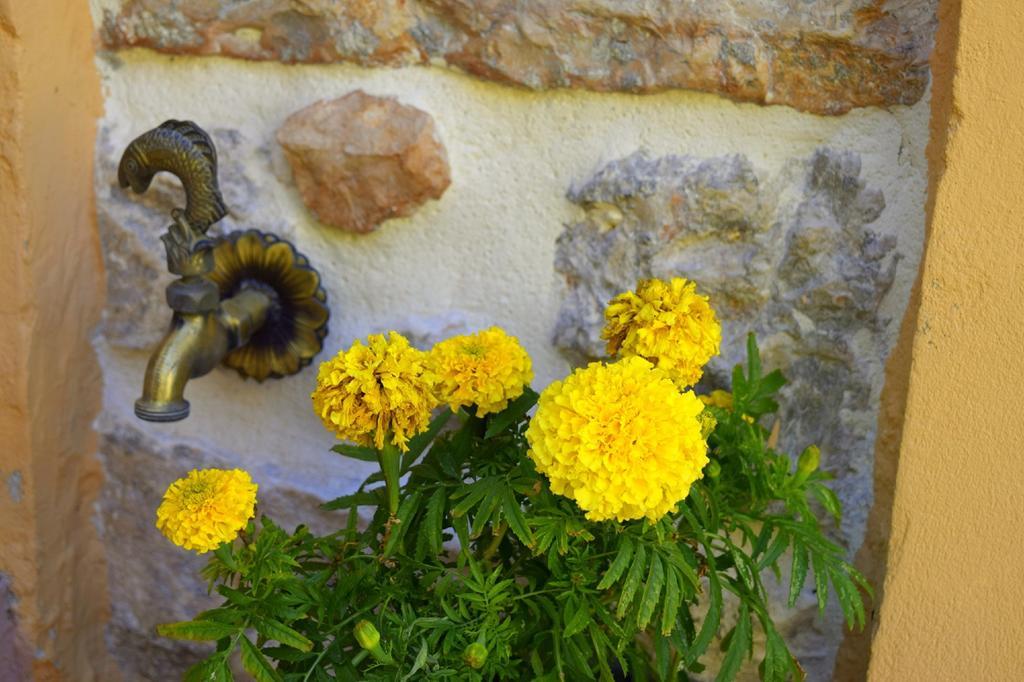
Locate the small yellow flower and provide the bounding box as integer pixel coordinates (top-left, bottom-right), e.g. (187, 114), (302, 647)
(156, 469), (257, 554)
(602, 278), (721, 388)
(699, 390), (733, 411)
(429, 327), (534, 416)
(311, 332), (439, 451)
(525, 356), (709, 522)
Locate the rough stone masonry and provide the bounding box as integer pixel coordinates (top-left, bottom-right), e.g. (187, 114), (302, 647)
(101, 0), (937, 115)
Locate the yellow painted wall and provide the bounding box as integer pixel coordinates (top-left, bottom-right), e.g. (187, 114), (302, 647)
(0, 0), (117, 678)
(868, 0), (1024, 678)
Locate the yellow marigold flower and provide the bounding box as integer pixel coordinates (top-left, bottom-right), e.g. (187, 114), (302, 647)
(602, 277), (721, 388)
(156, 469), (257, 554)
(429, 327), (534, 416)
(311, 332), (438, 452)
(525, 356), (709, 522)
(699, 390), (733, 410)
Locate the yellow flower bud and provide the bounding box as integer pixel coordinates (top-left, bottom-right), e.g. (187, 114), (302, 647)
(795, 445), (821, 482)
(698, 411), (717, 439)
(705, 459), (721, 479)
(464, 642), (488, 669)
(354, 620), (380, 651)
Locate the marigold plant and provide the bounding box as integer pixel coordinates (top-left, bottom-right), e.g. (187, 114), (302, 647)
(155, 468), (257, 554)
(603, 277), (721, 387)
(430, 326), (533, 416)
(154, 279), (868, 682)
(311, 331), (438, 452)
(526, 356), (707, 521)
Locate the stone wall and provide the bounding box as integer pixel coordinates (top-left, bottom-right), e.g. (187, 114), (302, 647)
(89, 1), (936, 678)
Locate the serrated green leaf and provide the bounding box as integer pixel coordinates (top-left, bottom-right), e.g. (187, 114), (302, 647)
(252, 617), (313, 652)
(262, 646), (313, 663)
(661, 566), (681, 636)
(403, 409), (453, 471)
(616, 544), (648, 619)
(729, 542), (756, 593)
(746, 333), (761, 380)
(424, 487), (447, 556)
(636, 553), (665, 631)
(788, 542), (809, 607)
(183, 656), (231, 682)
(401, 639), (430, 681)
(240, 636), (283, 682)
(195, 608), (245, 627)
(812, 552), (829, 615)
(501, 487), (535, 547)
(598, 537), (634, 590)
(757, 528), (790, 571)
(761, 624), (795, 682)
(715, 603), (751, 682)
(687, 563), (722, 665)
(156, 619), (238, 642)
(330, 443), (379, 462)
(383, 490), (423, 556)
(320, 490), (380, 511)
(484, 388), (539, 438)
(810, 483), (842, 522)
(563, 598), (591, 638)
(471, 486), (502, 537)
(213, 544), (238, 571)
(759, 369), (786, 394)
(215, 585), (254, 606)
(450, 482), (489, 517)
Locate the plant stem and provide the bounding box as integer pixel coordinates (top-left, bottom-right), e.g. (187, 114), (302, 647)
(481, 522), (508, 564)
(378, 441), (402, 518)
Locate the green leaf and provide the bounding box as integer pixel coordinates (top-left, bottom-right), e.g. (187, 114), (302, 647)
(401, 639), (430, 681)
(240, 636), (283, 682)
(636, 553), (665, 631)
(383, 490), (423, 556)
(501, 487), (535, 547)
(320, 490), (380, 511)
(451, 482), (490, 518)
(810, 483), (842, 522)
(330, 443), (379, 462)
(661, 566), (681, 636)
(812, 552), (829, 615)
(252, 617), (313, 652)
(761, 623), (796, 682)
(484, 387), (539, 438)
(216, 585), (255, 606)
(598, 537), (634, 590)
(788, 542), (809, 607)
(757, 528), (790, 571)
(759, 369), (787, 395)
(687, 564), (722, 665)
(424, 487), (447, 556)
(183, 657), (231, 682)
(616, 544), (648, 619)
(715, 603), (751, 682)
(729, 542), (757, 593)
(213, 544), (238, 572)
(563, 598), (591, 638)
(156, 619), (238, 642)
(195, 608), (245, 627)
(746, 333), (761, 380)
(403, 409), (453, 471)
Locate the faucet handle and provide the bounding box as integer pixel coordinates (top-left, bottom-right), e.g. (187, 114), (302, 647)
(209, 230), (330, 382)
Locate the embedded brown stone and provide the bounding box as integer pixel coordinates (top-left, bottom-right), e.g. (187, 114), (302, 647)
(276, 91), (451, 233)
(100, 0), (938, 115)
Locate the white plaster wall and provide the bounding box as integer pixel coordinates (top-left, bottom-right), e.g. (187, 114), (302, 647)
(92, 47), (929, 506)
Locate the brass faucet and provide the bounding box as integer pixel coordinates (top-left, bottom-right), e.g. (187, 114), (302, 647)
(118, 121), (329, 422)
